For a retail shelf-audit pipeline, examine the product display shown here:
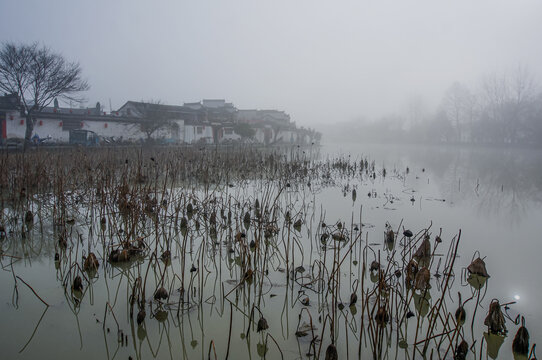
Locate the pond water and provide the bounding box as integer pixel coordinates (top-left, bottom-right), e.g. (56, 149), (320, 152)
(0, 143), (540, 359)
(324, 142), (542, 356)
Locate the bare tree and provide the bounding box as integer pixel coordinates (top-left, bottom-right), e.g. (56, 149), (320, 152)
(508, 65), (536, 143)
(234, 123), (256, 139)
(480, 66), (537, 143)
(137, 101), (178, 142)
(0, 42), (89, 143)
(443, 82), (476, 142)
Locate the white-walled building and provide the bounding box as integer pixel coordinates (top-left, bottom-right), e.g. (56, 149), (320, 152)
(1, 95), (320, 146)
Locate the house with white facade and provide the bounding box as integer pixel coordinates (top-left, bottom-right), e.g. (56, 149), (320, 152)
(1, 94), (320, 146)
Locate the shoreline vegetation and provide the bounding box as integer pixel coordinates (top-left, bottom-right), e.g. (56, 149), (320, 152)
(0, 144), (536, 359)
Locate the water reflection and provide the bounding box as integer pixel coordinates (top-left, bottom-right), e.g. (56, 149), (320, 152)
(335, 143), (542, 225)
(424, 147), (542, 224)
(1, 144), (540, 359)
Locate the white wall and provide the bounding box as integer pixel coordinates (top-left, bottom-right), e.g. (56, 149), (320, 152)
(34, 118), (69, 142)
(4, 114), (185, 143)
(4, 113), (300, 145)
(184, 124), (213, 144)
(4, 111), (26, 139)
(83, 120), (143, 141)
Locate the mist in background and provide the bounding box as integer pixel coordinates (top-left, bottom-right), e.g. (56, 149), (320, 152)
(1, 0), (541, 139)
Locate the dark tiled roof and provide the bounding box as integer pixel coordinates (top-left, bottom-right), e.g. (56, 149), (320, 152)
(40, 107), (102, 115)
(120, 101), (188, 114)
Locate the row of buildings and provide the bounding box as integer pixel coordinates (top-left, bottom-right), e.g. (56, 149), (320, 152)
(0, 94), (321, 146)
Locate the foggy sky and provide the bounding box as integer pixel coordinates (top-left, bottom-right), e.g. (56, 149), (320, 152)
(1, 0), (541, 127)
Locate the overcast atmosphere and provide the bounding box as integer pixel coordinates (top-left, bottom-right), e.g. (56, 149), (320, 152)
(2, 0), (542, 127)
(2, 2), (542, 358)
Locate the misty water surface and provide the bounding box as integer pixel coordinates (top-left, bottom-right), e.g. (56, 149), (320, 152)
(0, 143), (540, 359)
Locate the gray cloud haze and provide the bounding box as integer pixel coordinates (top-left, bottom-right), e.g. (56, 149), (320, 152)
(2, 0), (541, 127)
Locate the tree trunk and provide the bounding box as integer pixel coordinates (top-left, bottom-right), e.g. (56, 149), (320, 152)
(24, 113), (34, 149)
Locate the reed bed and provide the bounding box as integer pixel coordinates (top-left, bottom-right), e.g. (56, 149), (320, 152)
(0, 145), (535, 359)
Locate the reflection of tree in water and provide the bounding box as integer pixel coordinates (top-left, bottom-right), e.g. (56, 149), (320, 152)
(407, 146), (542, 225)
(0, 208), (57, 262)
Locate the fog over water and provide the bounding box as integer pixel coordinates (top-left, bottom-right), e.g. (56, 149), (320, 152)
(322, 141), (542, 346)
(1, 0), (542, 128)
(1, 2), (542, 359)
(1, 143), (540, 359)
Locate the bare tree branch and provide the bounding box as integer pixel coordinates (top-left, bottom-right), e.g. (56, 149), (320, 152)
(0, 42), (89, 143)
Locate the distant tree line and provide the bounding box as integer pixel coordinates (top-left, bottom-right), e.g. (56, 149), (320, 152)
(347, 67), (542, 146)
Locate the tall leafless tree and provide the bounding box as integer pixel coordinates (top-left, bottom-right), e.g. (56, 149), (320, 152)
(481, 66), (537, 143)
(443, 82), (476, 142)
(0, 42), (89, 144)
